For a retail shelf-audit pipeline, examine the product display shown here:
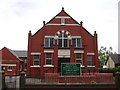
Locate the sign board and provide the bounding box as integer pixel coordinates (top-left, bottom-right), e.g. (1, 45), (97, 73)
(61, 63), (81, 76)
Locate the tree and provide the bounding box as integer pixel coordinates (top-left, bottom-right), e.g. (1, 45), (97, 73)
(98, 46), (113, 68)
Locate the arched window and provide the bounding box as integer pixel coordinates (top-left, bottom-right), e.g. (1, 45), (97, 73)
(58, 33), (68, 48)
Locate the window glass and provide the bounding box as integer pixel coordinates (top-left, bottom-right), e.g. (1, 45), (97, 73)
(34, 55), (39, 65)
(87, 55), (92, 66)
(45, 38), (49, 47)
(76, 53), (82, 63)
(1, 66), (4, 70)
(72, 38), (81, 48)
(8, 66), (12, 71)
(58, 33), (68, 48)
(77, 38), (81, 47)
(61, 18), (65, 24)
(45, 38), (54, 48)
(46, 53), (52, 65)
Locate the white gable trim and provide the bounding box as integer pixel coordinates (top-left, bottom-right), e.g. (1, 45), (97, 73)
(31, 52), (41, 55)
(55, 16), (71, 18)
(46, 24), (79, 26)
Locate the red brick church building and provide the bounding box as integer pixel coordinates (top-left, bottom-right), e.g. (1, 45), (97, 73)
(27, 8), (99, 76)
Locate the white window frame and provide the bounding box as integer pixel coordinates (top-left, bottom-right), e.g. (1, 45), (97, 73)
(58, 33), (68, 48)
(8, 66), (12, 71)
(33, 55), (40, 66)
(72, 38), (82, 48)
(45, 53), (52, 65)
(44, 38), (54, 48)
(76, 53), (82, 64)
(87, 55), (93, 66)
(61, 18), (65, 25)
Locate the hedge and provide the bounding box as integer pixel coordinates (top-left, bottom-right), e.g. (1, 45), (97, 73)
(99, 68), (120, 76)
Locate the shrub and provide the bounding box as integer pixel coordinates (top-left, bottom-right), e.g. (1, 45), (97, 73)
(99, 68), (120, 76)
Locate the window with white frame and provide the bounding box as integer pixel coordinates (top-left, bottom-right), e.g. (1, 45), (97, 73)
(44, 38), (54, 48)
(8, 66), (12, 71)
(76, 53), (82, 63)
(72, 38), (81, 48)
(87, 55), (92, 66)
(1, 66), (4, 70)
(58, 33), (68, 48)
(33, 55), (40, 66)
(45, 53), (52, 65)
(61, 18), (65, 25)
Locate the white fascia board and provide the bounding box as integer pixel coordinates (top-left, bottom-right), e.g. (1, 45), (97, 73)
(74, 50), (84, 53)
(31, 52), (41, 55)
(72, 36), (81, 38)
(44, 50), (54, 53)
(43, 65), (54, 67)
(46, 24), (80, 26)
(1, 64), (16, 66)
(55, 16), (71, 18)
(87, 53), (95, 55)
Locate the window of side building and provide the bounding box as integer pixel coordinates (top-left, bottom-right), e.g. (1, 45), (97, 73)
(45, 53), (52, 65)
(33, 55), (40, 66)
(8, 66), (12, 71)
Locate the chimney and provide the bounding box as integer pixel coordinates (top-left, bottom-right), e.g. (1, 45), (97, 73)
(43, 21), (45, 26)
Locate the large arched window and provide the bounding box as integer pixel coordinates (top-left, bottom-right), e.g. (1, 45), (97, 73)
(58, 33), (68, 48)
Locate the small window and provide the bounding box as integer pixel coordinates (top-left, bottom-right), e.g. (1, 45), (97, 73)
(61, 18), (65, 25)
(8, 66), (12, 71)
(46, 53), (52, 65)
(72, 38), (81, 48)
(76, 53), (82, 63)
(44, 38), (54, 48)
(34, 55), (40, 66)
(1, 66), (4, 70)
(87, 55), (92, 66)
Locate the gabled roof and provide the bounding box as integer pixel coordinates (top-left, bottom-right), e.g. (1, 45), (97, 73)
(110, 54), (120, 64)
(4, 47), (27, 61)
(46, 8), (80, 25)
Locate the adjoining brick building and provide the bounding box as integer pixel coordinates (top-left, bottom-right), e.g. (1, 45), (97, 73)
(27, 8), (99, 76)
(0, 47), (27, 76)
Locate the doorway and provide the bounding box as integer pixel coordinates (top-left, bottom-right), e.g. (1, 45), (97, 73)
(58, 58), (70, 73)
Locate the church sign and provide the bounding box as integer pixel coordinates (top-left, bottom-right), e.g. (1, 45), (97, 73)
(61, 63), (81, 76)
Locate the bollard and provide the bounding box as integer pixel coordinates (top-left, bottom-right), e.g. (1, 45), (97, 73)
(20, 72), (25, 89)
(115, 72), (120, 90)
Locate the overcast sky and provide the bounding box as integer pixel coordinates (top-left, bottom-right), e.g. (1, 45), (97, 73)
(0, 0), (119, 53)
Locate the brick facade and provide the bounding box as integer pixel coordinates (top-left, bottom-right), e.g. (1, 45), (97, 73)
(27, 8), (99, 76)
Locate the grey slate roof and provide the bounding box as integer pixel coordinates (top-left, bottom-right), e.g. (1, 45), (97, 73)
(6, 47), (27, 61)
(13, 50), (27, 58)
(110, 54), (120, 64)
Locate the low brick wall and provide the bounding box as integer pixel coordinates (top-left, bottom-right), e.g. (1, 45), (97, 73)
(45, 73), (113, 83)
